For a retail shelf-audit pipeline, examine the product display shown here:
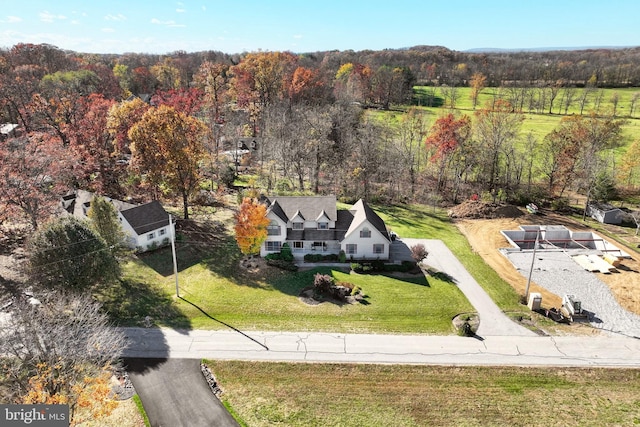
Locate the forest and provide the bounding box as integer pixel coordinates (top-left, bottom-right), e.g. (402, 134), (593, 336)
(1, 42), (640, 227)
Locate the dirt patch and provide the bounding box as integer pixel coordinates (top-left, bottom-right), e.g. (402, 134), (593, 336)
(455, 210), (640, 317)
(448, 200), (524, 219)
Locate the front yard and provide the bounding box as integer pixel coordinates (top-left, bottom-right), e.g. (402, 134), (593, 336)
(101, 202), (527, 334)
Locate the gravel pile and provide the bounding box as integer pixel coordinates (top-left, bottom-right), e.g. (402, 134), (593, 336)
(502, 249), (640, 338)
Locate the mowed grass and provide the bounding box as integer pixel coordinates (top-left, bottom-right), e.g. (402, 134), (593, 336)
(206, 361), (640, 427)
(119, 254), (471, 333)
(375, 203), (522, 310)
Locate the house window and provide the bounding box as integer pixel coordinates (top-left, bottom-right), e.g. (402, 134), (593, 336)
(159, 229), (166, 236)
(317, 222), (328, 230)
(267, 221), (281, 236)
(292, 222), (304, 230)
(373, 244), (384, 254)
(293, 241), (304, 252)
(346, 244), (357, 255)
(360, 227), (371, 238)
(312, 241), (327, 252)
(265, 241), (281, 252)
(147, 232), (155, 240)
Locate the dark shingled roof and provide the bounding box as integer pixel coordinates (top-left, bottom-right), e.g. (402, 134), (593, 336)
(120, 200), (170, 235)
(360, 200), (389, 240)
(266, 196), (337, 222)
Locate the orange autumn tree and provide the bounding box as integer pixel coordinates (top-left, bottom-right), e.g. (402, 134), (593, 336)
(234, 197), (270, 256)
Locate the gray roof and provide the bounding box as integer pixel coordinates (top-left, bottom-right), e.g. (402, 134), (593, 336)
(346, 199), (390, 241)
(265, 196), (337, 222)
(120, 201), (170, 235)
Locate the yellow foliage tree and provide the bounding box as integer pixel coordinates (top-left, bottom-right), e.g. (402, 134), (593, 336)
(234, 197), (270, 256)
(20, 362), (117, 426)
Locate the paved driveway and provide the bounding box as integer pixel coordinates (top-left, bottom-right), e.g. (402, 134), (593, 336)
(394, 238), (536, 337)
(125, 358), (239, 427)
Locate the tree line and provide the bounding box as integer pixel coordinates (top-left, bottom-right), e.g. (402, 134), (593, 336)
(0, 42), (637, 233)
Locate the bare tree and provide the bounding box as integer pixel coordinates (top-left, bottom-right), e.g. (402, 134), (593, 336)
(0, 292), (125, 416)
(629, 92), (640, 118)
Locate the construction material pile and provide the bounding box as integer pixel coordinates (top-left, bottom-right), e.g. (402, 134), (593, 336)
(448, 200), (524, 219)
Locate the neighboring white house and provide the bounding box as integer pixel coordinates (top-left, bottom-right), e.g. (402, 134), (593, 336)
(61, 190), (174, 252)
(260, 195), (391, 260)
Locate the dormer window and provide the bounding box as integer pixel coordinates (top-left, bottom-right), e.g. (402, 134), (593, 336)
(360, 227), (371, 238)
(267, 221), (281, 236)
(293, 222), (304, 230)
(317, 222), (328, 230)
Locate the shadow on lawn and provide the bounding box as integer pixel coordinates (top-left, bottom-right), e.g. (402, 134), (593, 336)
(179, 296), (269, 350)
(95, 278), (191, 329)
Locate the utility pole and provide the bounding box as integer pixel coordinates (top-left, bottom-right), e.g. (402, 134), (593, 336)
(169, 214), (179, 297)
(524, 229), (539, 302)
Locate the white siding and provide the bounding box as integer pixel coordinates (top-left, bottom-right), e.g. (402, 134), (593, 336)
(341, 220), (389, 260)
(260, 214), (288, 257)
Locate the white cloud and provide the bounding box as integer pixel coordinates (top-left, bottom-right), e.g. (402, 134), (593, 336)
(105, 14), (127, 21)
(294, 34), (303, 39)
(2, 16), (22, 23)
(176, 8), (186, 13)
(39, 11), (67, 23)
(102, 27), (116, 33)
(150, 18), (185, 28)
(202, 5), (207, 11)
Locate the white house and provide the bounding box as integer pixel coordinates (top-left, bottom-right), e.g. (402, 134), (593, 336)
(62, 190), (174, 252)
(260, 195), (391, 260)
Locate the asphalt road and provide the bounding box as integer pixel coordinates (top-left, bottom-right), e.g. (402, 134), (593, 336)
(124, 358), (239, 427)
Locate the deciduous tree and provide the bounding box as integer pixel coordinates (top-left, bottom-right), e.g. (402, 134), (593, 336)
(234, 197), (270, 256)
(0, 132), (75, 229)
(1, 292), (124, 424)
(87, 195), (128, 254)
(425, 113), (471, 193)
(128, 105), (208, 218)
(474, 100), (523, 192)
(469, 72), (486, 109)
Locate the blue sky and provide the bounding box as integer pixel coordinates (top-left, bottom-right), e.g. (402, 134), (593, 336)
(0, 0), (639, 54)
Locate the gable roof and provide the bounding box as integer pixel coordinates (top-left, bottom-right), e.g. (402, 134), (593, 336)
(265, 196), (337, 222)
(345, 199), (390, 241)
(120, 200), (170, 236)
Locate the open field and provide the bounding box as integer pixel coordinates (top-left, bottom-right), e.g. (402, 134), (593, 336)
(207, 360), (640, 427)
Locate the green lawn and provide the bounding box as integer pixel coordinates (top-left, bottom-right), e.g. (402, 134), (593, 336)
(374, 203), (523, 310)
(105, 202), (524, 333)
(206, 361), (640, 427)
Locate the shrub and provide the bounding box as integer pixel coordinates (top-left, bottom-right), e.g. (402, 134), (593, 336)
(280, 243), (293, 261)
(322, 254), (338, 262)
(350, 263), (363, 273)
(410, 244), (429, 263)
(371, 259), (385, 272)
(304, 253), (323, 262)
(313, 273), (334, 294)
(338, 250), (346, 263)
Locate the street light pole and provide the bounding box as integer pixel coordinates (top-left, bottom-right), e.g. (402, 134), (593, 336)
(524, 229), (539, 302)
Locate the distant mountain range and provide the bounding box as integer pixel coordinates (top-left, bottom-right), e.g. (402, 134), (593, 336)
(463, 46), (636, 53)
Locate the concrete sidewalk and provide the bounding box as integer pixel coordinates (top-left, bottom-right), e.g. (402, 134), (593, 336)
(122, 327), (640, 367)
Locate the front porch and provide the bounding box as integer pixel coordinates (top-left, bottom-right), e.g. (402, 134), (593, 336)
(290, 240), (342, 260)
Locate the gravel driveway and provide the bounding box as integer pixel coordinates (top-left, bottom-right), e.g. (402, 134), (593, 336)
(503, 249), (640, 338)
